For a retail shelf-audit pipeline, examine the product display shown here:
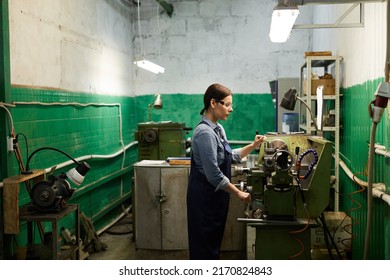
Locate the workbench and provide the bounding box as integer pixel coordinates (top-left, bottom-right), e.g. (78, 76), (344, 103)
(19, 204), (81, 260)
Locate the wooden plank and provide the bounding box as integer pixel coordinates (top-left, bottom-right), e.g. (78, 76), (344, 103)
(2, 170), (46, 234)
(3, 182), (20, 234)
(3, 169), (45, 184)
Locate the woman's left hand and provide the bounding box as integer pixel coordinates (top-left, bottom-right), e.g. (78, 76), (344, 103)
(252, 134), (267, 149)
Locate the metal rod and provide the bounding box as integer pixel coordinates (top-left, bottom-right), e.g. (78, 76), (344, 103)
(296, 96), (320, 132)
(283, 0), (385, 5)
(334, 3), (359, 24)
(294, 23), (364, 29)
(293, 2), (365, 29)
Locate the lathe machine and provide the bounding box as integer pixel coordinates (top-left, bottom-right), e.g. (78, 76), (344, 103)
(236, 134), (333, 259)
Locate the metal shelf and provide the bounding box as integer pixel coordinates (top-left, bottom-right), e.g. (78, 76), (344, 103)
(299, 124), (337, 132)
(299, 55), (343, 211)
(301, 56), (339, 68)
(300, 94), (343, 101)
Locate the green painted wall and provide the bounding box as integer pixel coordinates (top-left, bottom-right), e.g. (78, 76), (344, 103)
(339, 78), (390, 259)
(136, 93), (276, 142)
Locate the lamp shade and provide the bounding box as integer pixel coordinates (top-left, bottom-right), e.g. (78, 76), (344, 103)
(269, 4), (299, 43)
(153, 94), (163, 109)
(280, 88), (297, 110)
(279, 87), (320, 132)
(66, 161), (91, 186)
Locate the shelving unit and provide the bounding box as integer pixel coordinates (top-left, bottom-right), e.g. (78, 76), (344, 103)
(299, 55), (343, 211)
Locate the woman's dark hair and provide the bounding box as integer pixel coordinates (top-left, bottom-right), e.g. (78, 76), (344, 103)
(200, 83), (232, 115)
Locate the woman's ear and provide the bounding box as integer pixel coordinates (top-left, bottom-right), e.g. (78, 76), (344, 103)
(210, 98), (217, 109)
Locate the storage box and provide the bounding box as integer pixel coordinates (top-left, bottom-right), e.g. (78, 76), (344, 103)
(303, 79), (335, 95)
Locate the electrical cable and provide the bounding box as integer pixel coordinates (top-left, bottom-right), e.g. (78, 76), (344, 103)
(105, 204), (133, 235)
(320, 215), (334, 259)
(288, 200), (310, 260)
(105, 211), (133, 235)
(364, 106), (379, 259)
(24, 146), (80, 173)
(287, 147), (320, 259)
(345, 173), (365, 253)
(331, 172), (365, 258)
(288, 179), (310, 260)
(6, 125), (46, 242)
(15, 133), (29, 167)
(95, 204), (133, 236)
(0, 103), (15, 134)
(319, 212), (343, 259)
(331, 213), (349, 250)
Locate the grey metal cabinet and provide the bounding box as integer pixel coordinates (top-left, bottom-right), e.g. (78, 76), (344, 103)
(133, 161), (247, 257)
(134, 161), (189, 250)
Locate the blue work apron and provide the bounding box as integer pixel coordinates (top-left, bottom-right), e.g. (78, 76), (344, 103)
(186, 122), (232, 260)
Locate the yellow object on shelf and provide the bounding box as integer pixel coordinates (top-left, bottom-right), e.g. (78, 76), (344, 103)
(303, 79), (335, 95)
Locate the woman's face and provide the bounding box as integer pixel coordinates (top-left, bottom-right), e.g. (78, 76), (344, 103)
(213, 95), (233, 121)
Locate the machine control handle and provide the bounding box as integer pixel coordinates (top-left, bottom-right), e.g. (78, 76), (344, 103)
(255, 130), (260, 152)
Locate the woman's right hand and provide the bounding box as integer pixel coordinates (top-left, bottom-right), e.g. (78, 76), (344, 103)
(236, 190), (251, 203)
(226, 182), (251, 203)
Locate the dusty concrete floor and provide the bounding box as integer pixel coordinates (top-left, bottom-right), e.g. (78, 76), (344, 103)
(86, 213), (255, 260)
(85, 214), (337, 260)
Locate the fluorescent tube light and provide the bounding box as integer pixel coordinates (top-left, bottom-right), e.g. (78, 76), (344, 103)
(134, 59), (165, 74)
(269, 4), (299, 43)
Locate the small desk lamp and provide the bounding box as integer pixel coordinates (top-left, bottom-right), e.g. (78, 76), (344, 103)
(279, 88), (320, 132)
(148, 93), (163, 122)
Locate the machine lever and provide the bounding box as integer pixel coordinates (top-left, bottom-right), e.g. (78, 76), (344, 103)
(255, 130), (260, 152)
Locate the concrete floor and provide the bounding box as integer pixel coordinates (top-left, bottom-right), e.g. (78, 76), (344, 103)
(86, 213), (256, 260)
(86, 213), (135, 260)
(85, 213), (336, 260)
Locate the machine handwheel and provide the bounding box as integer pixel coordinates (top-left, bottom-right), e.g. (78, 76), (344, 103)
(272, 150), (294, 171)
(143, 129), (158, 143)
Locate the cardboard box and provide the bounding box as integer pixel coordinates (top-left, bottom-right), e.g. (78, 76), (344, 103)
(303, 79), (335, 95)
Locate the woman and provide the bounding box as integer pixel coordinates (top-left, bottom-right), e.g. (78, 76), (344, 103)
(186, 83), (266, 260)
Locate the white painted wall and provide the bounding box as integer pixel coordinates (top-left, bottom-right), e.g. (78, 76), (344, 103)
(132, 0), (313, 95)
(312, 2), (387, 87)
(9, 0), (134, 96)
(8, 0), (314, 97)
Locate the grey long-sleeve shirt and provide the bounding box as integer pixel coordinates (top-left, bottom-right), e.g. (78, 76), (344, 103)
(190, 115), (242, 191)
